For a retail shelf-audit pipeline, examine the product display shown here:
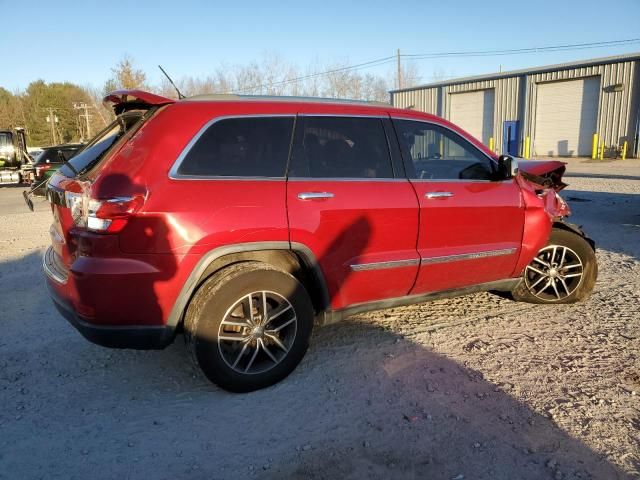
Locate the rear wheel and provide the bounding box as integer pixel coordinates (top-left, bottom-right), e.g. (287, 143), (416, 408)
(184, 262), (314, 392)
(512, 228), (597, 304)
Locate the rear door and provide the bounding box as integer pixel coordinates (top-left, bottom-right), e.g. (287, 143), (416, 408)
(286, 115), (420, 309)
(392, 118), (524, 293)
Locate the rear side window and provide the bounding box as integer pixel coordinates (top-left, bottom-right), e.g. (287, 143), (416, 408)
(289, 116), (393, 179)
(176, 117), (294, 177)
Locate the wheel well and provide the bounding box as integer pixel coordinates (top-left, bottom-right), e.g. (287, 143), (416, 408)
(194, 249), (328, 314)
(552, 221), (595, 251)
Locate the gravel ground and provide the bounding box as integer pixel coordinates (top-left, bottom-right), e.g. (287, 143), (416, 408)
(0, 158), (638, 479)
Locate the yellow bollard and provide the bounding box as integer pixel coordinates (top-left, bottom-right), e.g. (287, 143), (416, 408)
(592, 133), (598, 159)
(599, 142), (605, 160)
(489, 137), (494, 152)
(622, 141), (628, 160)
(524, 136), (531, 159)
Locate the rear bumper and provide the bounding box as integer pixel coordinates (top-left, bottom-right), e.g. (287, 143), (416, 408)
(47, 279), (176, 350)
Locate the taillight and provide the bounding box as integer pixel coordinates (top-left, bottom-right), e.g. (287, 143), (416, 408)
(65, 188), (145, 233)
(65, 191), (87, 226)
(35, 164), (51, 177)
(87, 196), (145, 232)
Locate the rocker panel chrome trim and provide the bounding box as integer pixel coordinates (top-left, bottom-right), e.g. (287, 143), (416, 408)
(421, 248), (516, 265)
(350, 258), (419, 271)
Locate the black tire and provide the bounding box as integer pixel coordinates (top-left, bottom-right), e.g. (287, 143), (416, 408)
(512, 228), (597, 304)
(184, 262), (314, 392)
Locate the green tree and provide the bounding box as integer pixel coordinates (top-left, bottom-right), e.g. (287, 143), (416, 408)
(18, 81), (102, 146)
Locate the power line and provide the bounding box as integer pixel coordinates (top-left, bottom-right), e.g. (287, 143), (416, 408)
(233, 38), (640, 94)
(403, 38), (640, 59)
(234, 56), (395, 94)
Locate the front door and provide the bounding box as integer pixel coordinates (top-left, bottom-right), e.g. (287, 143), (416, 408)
(392, 118), (524, 293)
(287, 115), (420, 309)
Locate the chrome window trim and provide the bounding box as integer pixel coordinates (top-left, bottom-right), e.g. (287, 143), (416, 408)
(168, 114), (296, 180)
(288, 177), (406, 183)
(409, 178), (515, 184)
(350, 258), (419, 272)
(169, 175), (285, 181)
(421, 248), (516, 265)
(297, 113), (388, 119)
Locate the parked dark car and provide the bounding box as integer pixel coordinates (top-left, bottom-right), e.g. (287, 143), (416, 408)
(44, 90), (597, 392)
(32, 143), (83, 193)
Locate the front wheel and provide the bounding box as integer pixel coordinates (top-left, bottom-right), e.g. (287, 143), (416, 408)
(512, 228), (597, 304)
(184, 262), (314, 392)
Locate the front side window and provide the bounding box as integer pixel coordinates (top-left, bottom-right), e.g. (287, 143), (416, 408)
(177, 117), (294, 177)
(289, 116), (393, 179)
(394, 120), (495, 181)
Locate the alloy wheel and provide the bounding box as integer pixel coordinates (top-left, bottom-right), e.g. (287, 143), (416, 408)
(217, 291), (297, 375)
(524, 245), (584, 301)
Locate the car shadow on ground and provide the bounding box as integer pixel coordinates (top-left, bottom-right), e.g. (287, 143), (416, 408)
(1, 178), (635, 478)
(564, 172), (640, 181)
(0, 252), (627, 479)
(560, 189), (640, 262)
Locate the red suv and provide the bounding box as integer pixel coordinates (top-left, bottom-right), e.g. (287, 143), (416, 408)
(43, 90), (597, 392)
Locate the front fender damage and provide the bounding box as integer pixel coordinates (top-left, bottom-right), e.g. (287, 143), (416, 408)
(512, 174), (572, 276)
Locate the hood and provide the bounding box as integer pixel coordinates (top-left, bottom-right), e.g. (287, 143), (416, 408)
(518, 159), (567, 191)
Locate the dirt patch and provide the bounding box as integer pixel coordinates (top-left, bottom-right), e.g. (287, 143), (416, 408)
(0, 160), (639, 479)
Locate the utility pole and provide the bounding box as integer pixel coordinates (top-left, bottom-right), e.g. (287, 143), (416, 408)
(397, 48), (402, 90)
(45, 108), (58, 145)
(73, 102), (92, 141)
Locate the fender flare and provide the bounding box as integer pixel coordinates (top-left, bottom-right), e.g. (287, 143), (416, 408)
(166, 241), (329, 328)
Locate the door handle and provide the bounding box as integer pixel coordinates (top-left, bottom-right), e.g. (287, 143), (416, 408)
(297, 192), (335, 200)
(425, 191), (453, 199)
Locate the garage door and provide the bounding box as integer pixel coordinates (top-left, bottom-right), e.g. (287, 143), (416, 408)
(449, 89), (495, 145)
(534, 77), (600, 156)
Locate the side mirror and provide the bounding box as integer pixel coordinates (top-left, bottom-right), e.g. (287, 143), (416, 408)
(497, 154), (519, 179)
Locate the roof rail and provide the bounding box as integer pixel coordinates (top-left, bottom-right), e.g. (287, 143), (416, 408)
(184, 93), (390, 107)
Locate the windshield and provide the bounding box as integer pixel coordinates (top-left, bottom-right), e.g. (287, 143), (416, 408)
(58, 111), (146, 177)
(0, 132), (12, 150)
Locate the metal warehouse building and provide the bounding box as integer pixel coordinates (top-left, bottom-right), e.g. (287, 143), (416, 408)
(391, 53), (640, 159)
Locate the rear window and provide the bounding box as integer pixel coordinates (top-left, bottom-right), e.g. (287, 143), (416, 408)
(59, 112), (145, 177)
(35, 148), (78, 165)
(175, 117), (294, 178)
(35, 150), (58, 165)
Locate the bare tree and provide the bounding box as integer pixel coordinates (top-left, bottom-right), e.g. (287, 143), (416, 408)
(104, 55), (147, 94)
(81, 84), (112, 128)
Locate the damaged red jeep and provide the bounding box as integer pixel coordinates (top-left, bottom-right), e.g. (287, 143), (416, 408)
(43, 90), (597, 392)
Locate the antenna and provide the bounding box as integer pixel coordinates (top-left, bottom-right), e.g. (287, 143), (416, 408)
(158, 65), (185, 99)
